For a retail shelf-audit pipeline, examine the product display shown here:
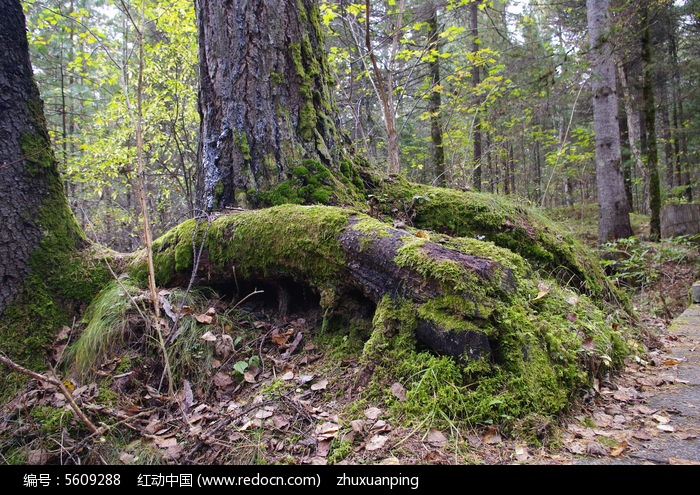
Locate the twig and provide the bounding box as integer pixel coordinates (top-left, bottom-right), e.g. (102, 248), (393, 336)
(0, 354), (99, 434)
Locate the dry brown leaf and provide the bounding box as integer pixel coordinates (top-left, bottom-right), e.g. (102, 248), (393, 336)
(657, 424), (675, 432)
(380, 456), (400, 465)
(632, 430), (653, 441)
(213, 372), (233, 388)
(662, 358), (683, 366)
(271, 330), (293, 346)
(566, 441), (587, 455)
(350, 419), (365, 432)
(306, 456), (327, 465)
(254, 407), (274, 419)
(482, 426), (502, 445)
(365, 407), (382, 420)
(27, 449), (50, 464)
(164, 444), (184, 460)
(315, 422), (339, 440)
(652, 414), (670, 424)
(273, 415), (290, 430)
(195, 313), (214, 324)
(244, 365), (260, 383)
(673, 432), (698, 440)
(390, 382), (406, 401)
(205, 307), (216, 316)
(280, 371), (294, 381)
(609, 441), (628, 457)
(200, 330), (217, 343)
(316, 439), (332, 457)
(153, 436), (178, 449)
(426, 428), (447, 447)
(119, 452), (135, 464)
(370, 420), (391, 434)
(365, 434), (388, 451)
(311, 379), (328, 391)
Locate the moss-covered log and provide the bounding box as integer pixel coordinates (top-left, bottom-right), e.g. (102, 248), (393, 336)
(129, 204), (629, 401)
(371, 177), (628, 309)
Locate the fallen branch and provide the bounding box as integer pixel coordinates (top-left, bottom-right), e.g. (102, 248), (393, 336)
(0, 354), (99, 434)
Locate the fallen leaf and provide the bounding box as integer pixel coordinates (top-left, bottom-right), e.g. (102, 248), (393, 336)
(365, 407), (382, 420)
(380, 456), (400, 465)
(365, 434), (388, 451)
(390, 382), (406, 401)
(311, 379), (328, 391)
(281, 332), (303, 359)
(652, 414), (670, 424)
(673, 432), (697, 440)
(482, 426), (502, 445)
(306, 456), (327, 465)
(316, 439), (332, 457)
(514, 445), (529, 462)
(657, 424), (675, 432)
(632, 405), (656, 416)
(27, 449), (50, 464)
(371, 420), (391, 434)
(182, 380), (194, 409)
(273, 415), (290, 430)
(153, 436), (178, 449)
(350, 419), (365, 432)
(244, 365), (260, 383)
(254, 407), (274, 419)
(271, 330), (293, 346)
(632, 430), (653, 441)
(281, 371), (294, 381)
(297, 374), (314, 384)
(213, 372), (233, 388)
(164, 444), (183, 460)
(567, 441), (587, 455)
(195, 313), (214, 324)
(425, 428), (447, 447)
(609, 441), (628, 457)
(662, 358), (683, 366)
(531, 288), (550, 303)
(315, 422), (339, 440)
(119, 452), (135, 464)
(206, 307), (216, 316)
(585, 442), (608, 456)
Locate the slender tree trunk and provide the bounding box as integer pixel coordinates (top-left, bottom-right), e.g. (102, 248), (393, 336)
(365, 0), (404, 175)
(640, 5), (661, 241)
(617, 63), (645, 202)
(586, 0), (633, 243)
(427, 6), (445, 186)
(470, 1), (482, 191)
(618, 113), (635, 210)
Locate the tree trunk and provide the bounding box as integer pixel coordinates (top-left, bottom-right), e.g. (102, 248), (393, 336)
(427, 6), (446, 187)
(196, 0), (349, 210)
(586, 0), (633, 243)
(0, 0), (107, 371)
(640, 5), (661, 241)
(470, 1), (482, 191)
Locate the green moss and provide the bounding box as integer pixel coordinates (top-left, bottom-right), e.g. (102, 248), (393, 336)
(376, 178), (628, 308)
(31, 405), (71, 435)
(140, 205), (352, 288)
(254, 160), (336, 206)
(328, 438), (353, 464)
(270, 71), (284, 85)
(235, 130), (252, 161)
(1, 130), (111, 398)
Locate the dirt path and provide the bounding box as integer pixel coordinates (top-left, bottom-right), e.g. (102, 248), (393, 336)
(566, 303), (700, 465)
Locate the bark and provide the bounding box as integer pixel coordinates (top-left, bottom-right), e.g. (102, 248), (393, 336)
(640, 5), (661, 241)
(586, 0), (633, 243)
(0, 0), (82, 314)
(470, 1), (482, 191)
(196, 0), (347, 210)
(427, 6), (446, 186)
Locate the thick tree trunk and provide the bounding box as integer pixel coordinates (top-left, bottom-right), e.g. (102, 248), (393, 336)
(196, 0), (348, 210)
(586, 0), (633, 243)
(0, 0), (107, 372)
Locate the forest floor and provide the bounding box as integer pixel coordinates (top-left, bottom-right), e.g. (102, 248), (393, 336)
(1, 208), (699, 466)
